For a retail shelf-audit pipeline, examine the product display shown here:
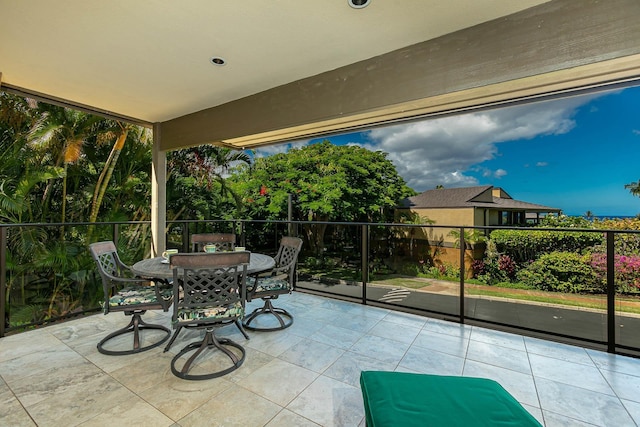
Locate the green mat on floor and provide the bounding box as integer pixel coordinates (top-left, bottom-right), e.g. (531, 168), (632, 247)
(360, 371), (542, 427)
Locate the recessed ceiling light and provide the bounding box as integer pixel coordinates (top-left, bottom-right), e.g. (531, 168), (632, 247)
(210, 57), (226, 66)
(348, 0), (370, 9)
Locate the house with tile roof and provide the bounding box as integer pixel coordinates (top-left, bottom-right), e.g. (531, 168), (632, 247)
(394, 186), (561, 271)
(398, 185), (561, 229)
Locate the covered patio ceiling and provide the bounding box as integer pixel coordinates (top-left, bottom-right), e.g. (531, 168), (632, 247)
(3, 0), (640, 152)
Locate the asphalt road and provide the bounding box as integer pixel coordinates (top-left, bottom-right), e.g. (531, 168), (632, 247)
(297, 280), (640, 352)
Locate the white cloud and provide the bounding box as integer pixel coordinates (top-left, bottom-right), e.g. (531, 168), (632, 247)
(494, 169), (507, 178)
(253, 140), (308, 158)
(536, 161), (548, 167)
(362, 93), (602, 191)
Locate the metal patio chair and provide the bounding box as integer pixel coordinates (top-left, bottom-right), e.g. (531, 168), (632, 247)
(191, 233), (236, 252)
(168, 251), (250, 380)
(89, 241), (173, 355)
(243, 236), (302, 331)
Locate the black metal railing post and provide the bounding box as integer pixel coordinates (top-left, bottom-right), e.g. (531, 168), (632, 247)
(606, 231), (616, 353)
(362, 224), (369, 305)
(112, 223), (119, 247)
(0, 227), (6, 338)
(181, 225), (189, 252)
(459, 227), (465, 324)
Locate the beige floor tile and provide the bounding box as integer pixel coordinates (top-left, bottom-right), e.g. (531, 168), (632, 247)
(25, 375), (134, 427)
(265, 409), (321, 426)
(0, 346), (86, 383)
(138, 375), (233, 420)
(8, 361), (105, 407)
(81, 340), (165, 373)
(110, 351), (176, 393)
(178, 386), (282, 427)
(77, 396), (174, 427)
(241, 358), (318, 406)
(286, 375), (365, 427)
(0, 387), (37, 426)
(0, 330), (61, 363)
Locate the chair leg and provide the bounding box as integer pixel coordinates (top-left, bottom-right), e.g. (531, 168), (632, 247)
(235, 320), (250, 340)
(170, 328), (246, 380)
(97, 312), (171, 356)
(242, 298), (293, 331)
(163, 326), (183, 352)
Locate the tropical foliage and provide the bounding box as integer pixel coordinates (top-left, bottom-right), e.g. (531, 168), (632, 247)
(1, 95), (418, 328)
(229, 140), (415, 255)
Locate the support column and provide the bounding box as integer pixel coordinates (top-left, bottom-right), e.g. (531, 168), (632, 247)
(151, 123), (167, 257)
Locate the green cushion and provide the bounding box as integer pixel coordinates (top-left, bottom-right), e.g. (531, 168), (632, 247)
(254, 276), (290, 293)
(360, 371), (541, 427)
(108, 285), (172, 307)
(175, 301), (243, 323)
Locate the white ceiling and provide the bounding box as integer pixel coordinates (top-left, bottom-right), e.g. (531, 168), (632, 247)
(1, 0), (549, 124)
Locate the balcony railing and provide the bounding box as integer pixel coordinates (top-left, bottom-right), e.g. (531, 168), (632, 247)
(2, 219), (639, 358)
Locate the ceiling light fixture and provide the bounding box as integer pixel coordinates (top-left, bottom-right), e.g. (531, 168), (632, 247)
(348, 0), (370, 9)
(210, 56), (226, 66)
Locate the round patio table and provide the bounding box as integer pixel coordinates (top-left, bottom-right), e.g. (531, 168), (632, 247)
(131, 252), (275, 280)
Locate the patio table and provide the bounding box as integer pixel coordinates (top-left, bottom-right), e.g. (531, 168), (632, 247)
(131, 252), (275, 281)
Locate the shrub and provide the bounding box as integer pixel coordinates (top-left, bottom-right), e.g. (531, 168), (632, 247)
(490, 229), (603, 263)
(471, 259), (485, 278)
(497, 254), (517, 279)
(476, 240), (516, 285)
(539, 214), (593, 228)
(593, 218), (640, 256)
(426, 262), (459, 280)
(516, 251), (600, 293)
(590, 253), (640, 293)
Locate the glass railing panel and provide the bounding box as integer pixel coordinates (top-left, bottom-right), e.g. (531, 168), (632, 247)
(296, 223), (364, 300)
(2, 219), (639, 356)
(612, 230), (640, 355)
(5, 221), (138, 333)
(241, 220), (285, 255)
(167, 219), (237, 252)
(464, 227), (608, 344)
(363, 224), (460, 317)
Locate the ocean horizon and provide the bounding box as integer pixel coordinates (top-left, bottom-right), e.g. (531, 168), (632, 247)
(582, 215), (638, 220)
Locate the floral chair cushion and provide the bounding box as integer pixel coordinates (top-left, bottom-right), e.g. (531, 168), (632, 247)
(108, 285), (172, 308)
(253, 276), (290, 294)
(175, 301), (243, 324)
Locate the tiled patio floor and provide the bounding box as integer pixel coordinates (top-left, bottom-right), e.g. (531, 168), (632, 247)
(1, 291), (640, 426)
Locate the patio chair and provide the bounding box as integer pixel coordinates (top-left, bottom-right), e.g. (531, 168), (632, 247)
(243, 236), (302, 331)
(191, 233), (236, 252)
(89, 241), (173, 355)
(168, 251), (250, 380)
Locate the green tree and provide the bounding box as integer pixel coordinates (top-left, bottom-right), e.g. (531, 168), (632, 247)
(27, 104), (104, 229)
(625, 179), (640, 197)
(167, 145), (250, 221)
(0, 93), (66, 223)
(231, 140), (415, 254)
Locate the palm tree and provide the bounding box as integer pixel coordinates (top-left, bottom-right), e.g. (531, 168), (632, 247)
(625, 180), (640, 197)
(26, 105), (104, 229)
(0, 93), (65, 223)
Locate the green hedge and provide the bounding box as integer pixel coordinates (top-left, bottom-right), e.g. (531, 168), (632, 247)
(489, 229), (603, 263)
(516, 251), (601, 293)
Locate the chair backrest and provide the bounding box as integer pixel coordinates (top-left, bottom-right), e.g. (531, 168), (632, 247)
(89, 241), (138, 309)
(170, 252), (250, 323)
(273, 237), (303, 283)
(89, 240), (135, 285)
(191, 233), (236, 252)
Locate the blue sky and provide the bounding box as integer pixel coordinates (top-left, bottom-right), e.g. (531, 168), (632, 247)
(255, 86), (640, 217)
